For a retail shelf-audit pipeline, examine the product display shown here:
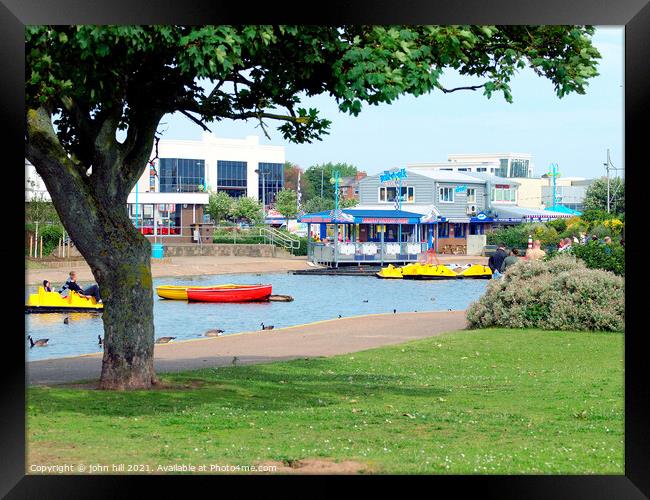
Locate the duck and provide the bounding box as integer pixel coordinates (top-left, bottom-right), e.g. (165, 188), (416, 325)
(362, 300), (368, 303)
(155, 336), (176, 344)
(28, 336), (49, 348)
(393, 309), (397, 314)
(261, 323), (274, 330)
(63, 316), (69, 324)
(338, 314), (342, 319)
(205, 329), (225, 337)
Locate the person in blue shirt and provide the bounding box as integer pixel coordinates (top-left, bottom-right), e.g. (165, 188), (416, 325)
(59, 271), (102, 303)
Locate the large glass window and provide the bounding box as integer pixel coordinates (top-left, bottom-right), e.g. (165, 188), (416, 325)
(159, 158), (205, 192)
(439, 187), (454, 203)
(258, 162), (284, 205)
(497, 159), (509, 177)
(437, 223), (450, 238)
(510, 159), (530, 178)
(217, 160), (247, 198)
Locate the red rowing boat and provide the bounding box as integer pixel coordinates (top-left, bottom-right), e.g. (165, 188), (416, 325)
(186, 284), (273, 303)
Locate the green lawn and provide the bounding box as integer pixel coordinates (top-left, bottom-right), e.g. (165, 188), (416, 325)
(27, 329), (624, 474)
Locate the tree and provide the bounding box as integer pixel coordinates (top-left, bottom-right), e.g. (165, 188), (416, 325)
(275, 189), (298, 226)
(283, 161), (311, 201)
(583, 176), (625, 214)
(206, 191), (233, 225)
(303, 196), (335, 214)
(231, 197), (263, 225)
(341, 198), (359, 208)
(304, 163), (358, 201)
(26, 25), (601, 389)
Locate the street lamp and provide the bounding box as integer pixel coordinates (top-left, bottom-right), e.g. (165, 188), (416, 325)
(255, 167), (269, 219)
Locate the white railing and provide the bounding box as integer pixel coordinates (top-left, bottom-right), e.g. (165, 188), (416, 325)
(308, 241), (427, 265)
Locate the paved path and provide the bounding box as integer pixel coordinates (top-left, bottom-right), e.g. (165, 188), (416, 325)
(27, 310), (468, 386)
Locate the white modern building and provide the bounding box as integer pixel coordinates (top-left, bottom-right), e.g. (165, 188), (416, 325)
(408, 152), (535, 178)
(127, 133), (285, 234)
(25, 159), (51, 202)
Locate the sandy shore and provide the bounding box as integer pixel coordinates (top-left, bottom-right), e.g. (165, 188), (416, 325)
(26, 254), (488, 285)
(26, 255), (314, 285)
(27, 310), (468, 386)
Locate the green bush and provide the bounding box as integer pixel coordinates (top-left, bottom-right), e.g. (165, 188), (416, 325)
(570, 240), (624, 275)
(486, 223), (560, 248)
(25, 223), (64, 256)
(466, 254), (624, 332)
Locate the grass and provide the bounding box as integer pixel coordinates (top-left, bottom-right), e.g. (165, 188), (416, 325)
(27, 328), (624, 474)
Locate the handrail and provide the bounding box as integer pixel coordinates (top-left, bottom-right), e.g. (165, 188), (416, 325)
(257, 226), (300, 252)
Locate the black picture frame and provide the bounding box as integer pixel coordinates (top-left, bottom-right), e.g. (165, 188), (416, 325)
(2, 1), (647, 497)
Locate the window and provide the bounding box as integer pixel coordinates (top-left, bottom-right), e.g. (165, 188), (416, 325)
(258, 162), (284, 205)
(379, 186), (414, 203)
(469, 223), (484, 235)
(457, 168), (468, 172)
(497, 159), (509, 177)
(510, 159), (530, 178)
(466, 188), (476, 203)
(491, 186), (516, 203)
(437, 223), (449, 238)
(159, 158), (205, 193)
(217, 160), (247, 198)
(477, 167), (487, 172)
(439, 187), (454, 203)
(453, 224), (466, 238)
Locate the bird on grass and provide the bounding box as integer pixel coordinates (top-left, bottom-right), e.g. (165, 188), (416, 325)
(232, 356), (239, 366)
(205, 329), (225, 337)
(28, 336), (48, 348)
(261, 323), (274, 330)
(156, 336), (176, 344)
(63, 316), (69, 324)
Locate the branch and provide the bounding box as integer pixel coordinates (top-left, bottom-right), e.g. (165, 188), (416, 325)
(179, 109), (213, 132)
(435, 83), (486, 94)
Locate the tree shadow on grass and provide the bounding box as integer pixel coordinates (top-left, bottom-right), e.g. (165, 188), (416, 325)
(28, 357), (449, 418)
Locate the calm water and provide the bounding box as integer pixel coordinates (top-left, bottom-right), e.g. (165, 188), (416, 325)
(25, 272), (489, 361)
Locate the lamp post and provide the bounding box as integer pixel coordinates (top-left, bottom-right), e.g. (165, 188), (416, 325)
(255, 167), (268, 219)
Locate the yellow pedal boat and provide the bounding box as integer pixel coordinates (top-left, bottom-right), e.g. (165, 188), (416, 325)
(25, 287), (103, 313)
(376, 264), (403, 279)
(455, 264), (493, 279)
(156, 283), (242, 300)
(399, 263), (459, 280)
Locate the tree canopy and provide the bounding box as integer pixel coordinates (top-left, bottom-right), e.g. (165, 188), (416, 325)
(583, 176), (625, 214)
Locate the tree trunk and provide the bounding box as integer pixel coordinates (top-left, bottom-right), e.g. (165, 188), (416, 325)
(95, 227), (157, 390)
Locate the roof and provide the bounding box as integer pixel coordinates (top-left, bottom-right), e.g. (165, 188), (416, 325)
(462, 172), (521, 185)
(405, 169), (487, 183)
(494, 206), (574, 220)
(545, 205), (582, 215)
(298, 207), (426, 224)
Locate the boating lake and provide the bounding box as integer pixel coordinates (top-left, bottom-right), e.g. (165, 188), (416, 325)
(26, 272), (490, 361)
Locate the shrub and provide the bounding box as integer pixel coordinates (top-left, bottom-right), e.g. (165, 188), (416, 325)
(486, 223), (560, 249)
(570, 240), (624, 275)
(25, 223), (64, 256)
(466, 253), (624, 332)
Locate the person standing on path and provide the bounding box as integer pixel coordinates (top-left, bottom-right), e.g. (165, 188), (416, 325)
(525, 240), (546, 261)
(59, 271), (102, 303)
(488, 243), (508, 277)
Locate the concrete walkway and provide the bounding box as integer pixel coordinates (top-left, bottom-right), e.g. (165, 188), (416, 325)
(27, 310), (468, 386)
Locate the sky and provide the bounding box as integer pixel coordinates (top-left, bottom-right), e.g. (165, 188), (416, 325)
(157, 26), (624, 180)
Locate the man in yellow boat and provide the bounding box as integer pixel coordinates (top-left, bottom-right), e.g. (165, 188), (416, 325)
(59, 271), (102, 303)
